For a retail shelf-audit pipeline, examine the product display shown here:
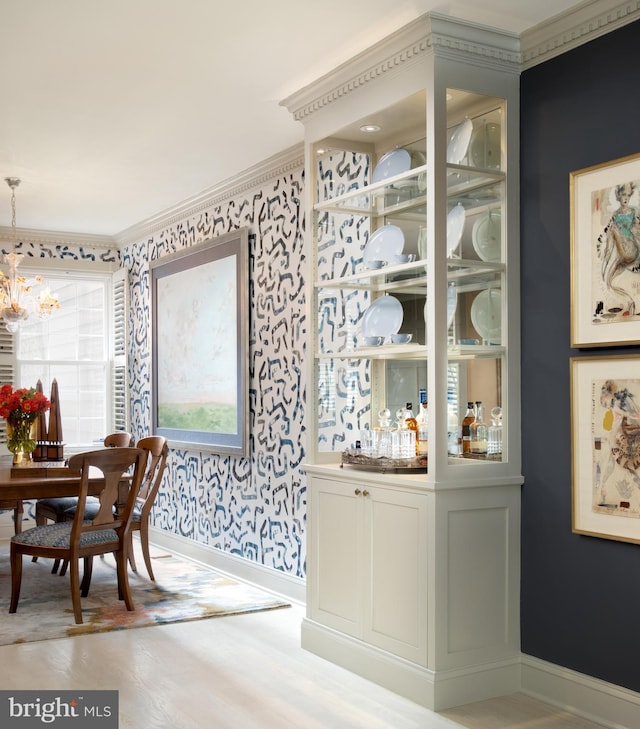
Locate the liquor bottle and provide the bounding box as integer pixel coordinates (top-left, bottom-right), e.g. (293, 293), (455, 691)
(461, 401), (475, 454)
(377, 408), (393, 458)
(395, 405), (415, 458)
(416, 389), (428, 457)
(488, 406), (503, 457)
(470, 401), (488, 456)
(404, 402), (419, 456)
(447, 403), (459, 455)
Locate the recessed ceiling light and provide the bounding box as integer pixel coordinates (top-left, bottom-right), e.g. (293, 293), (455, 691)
(360, 124), (381, 133)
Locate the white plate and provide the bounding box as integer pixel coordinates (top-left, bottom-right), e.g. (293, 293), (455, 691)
(469, 122), (501, 169)
(447, 283), (458, 331)
(361, 296), (403, 339)
(372, 149), (411, 183)
(470, 289), (501, 344)
(447, 203), (465, 256)
(472, 210), (501, 262)
(446, 118), (473, 165)
(363, 224), (404, 266)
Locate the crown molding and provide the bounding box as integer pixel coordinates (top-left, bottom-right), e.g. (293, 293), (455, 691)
(0, 227), (116, 249)
(521, 0), (640, 69)
(281, 13), (520, 124)
(114, 144), (304, 248)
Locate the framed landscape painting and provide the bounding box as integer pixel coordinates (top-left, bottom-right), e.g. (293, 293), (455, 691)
(570, 152), (640, 347)
(150, 228), (249, 456)
(571, 354), (640, 544)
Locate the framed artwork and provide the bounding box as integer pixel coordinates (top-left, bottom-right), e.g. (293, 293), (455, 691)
(150, 228), (249, 456)
(571, 354), (640, 544)
(570, 152), (640, 347)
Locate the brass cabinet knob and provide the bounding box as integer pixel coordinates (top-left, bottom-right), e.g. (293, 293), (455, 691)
(363, 490), (369, 497)
(355, 488), (361, 495)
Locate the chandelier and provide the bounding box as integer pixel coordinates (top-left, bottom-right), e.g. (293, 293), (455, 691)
(1, 177), (60, 333)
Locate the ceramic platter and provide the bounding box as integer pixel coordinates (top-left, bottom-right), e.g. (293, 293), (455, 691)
(446, 203), (466, 256)
(363, 224), (404, 267)
(469, 123), (501, 169)
(372, 149), (411, 183)
(361, 296), (403, 339)
(447, 283), (458, 331)
(446, 118), (473, 165)
(472, 210), (501, 262)
(470, 289), (501, 344)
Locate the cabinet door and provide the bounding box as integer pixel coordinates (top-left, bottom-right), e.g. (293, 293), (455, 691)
(364, 486), (428, 665)
(307, 477), (364, 637)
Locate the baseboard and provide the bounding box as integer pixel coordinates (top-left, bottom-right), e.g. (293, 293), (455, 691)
(521, 654), (640, 729)
(302, 617), (520, 712)
(148, 526), (306, 606)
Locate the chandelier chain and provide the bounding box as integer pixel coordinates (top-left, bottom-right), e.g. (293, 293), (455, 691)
(10, 186), (16, 230)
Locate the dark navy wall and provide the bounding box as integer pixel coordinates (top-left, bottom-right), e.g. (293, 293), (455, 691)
(521, 20), (640, 691)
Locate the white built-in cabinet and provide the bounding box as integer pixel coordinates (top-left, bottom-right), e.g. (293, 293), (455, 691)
(309, 474), (428, 665)
(281, 12), (523, 710)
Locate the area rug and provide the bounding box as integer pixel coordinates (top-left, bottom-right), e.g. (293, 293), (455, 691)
(0, 544), (290, 645)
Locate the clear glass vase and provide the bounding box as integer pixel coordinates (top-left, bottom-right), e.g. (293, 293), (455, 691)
(6, 418), (38, 466)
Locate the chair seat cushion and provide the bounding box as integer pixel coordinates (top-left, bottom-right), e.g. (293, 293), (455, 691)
(64, 502), (118, 521)
(37, 496), (100, 517)
(11, 522), (118, 549)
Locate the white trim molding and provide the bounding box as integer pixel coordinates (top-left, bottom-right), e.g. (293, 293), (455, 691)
(280, 14), (520, 124)
(114, 144), (304, 247)
(148, 526), (306, 606)
(521, 0), (640, 69)
(0, 226), (116, 249)
(521, 653), (640, 728)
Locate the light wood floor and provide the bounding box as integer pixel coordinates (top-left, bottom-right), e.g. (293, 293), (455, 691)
(0, 599), (611, 729)
(441, 692), (610, 729)
(0, 516), (611, 728)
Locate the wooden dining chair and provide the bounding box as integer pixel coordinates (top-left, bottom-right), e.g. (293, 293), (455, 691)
(34, 431), (133, 574)
(61, 435), (168, 581)
(34, 431), (134, 528)
(9, 446), (147, 624)
(127, 436), (168, 580)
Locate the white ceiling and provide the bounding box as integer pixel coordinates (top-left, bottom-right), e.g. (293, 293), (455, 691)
(0, 0), (585, 238)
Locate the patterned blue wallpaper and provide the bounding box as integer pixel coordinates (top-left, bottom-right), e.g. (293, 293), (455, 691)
(121, 170), (307, 577)
(10, 153), (368, 581)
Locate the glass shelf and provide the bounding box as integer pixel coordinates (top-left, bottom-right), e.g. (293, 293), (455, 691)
(315, 343), (505, 360)
(316, 258), (504, 291)
(315, 164), (504, 216)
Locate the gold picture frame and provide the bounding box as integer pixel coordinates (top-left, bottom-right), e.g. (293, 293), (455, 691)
(570, 152), (640, 347)
(571, 354), (640, 543)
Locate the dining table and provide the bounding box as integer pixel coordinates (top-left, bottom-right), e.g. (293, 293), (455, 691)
(0, 456), (131, 530)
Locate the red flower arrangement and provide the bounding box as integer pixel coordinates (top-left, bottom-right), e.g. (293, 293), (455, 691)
(0, 384), (50, 422)
(0, 384), (50, 459)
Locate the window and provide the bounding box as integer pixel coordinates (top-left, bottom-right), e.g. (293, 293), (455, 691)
(0, 265), (128, 450)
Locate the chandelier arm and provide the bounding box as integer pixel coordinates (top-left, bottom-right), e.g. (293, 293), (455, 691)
(1, 177), (60, 331)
